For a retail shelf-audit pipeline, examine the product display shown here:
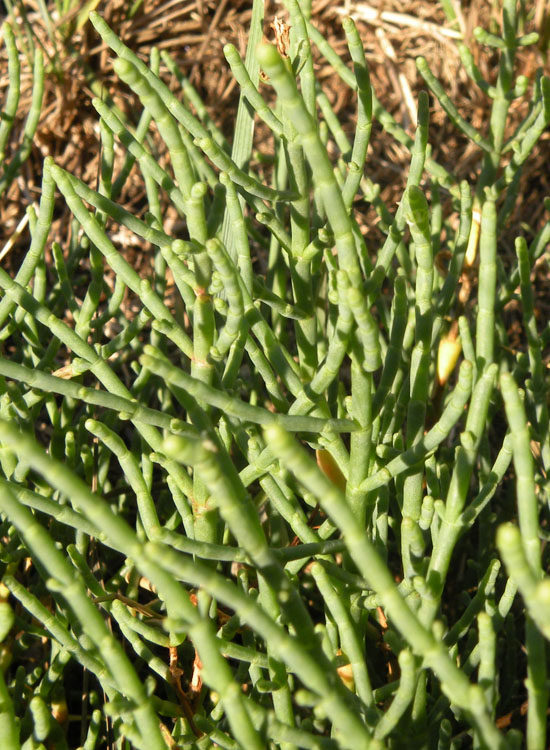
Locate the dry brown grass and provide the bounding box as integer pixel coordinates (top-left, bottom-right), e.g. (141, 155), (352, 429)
(0, 0), (548, 272)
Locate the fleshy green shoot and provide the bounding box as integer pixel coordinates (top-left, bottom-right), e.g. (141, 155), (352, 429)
(0, 2), (549, 750)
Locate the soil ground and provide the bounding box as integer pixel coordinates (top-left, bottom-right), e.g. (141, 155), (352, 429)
(1, 1), (549, 258)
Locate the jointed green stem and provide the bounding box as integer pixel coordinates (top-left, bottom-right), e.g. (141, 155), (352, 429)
(93, 97), (187, 215)
(416, 56), (492, 153)
(516, 237), (550, 471)
(304, 19), (458, 195)
(224, 44), (284, 136)
(264, 423), (507, 750)
(311, 562), (376, 717)
(420, 364), (497, 625)
(359, 359), (473, 491)
(51, 164), (194, 357)
(401, 185), (434, 577)
(497, 525), (550, 641)
(90, 12), (294, 203)
(0, 480), (168, 750)
(475, 193), (498, 373)
(0, 45), (44, 198)
(257, 43), (362, 289)
(0, 24), (21, 161)
(341, 17), (372, 210)
(0, 422), (267, 750)
(149, 540), (379, 750)
(141, 347), (356, 433)
(500, 374), (542, 576)
(85, 419), (161, 538)
(0, 161), (55, 329)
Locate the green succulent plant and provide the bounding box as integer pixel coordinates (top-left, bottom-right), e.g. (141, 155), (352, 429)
(0, 2), (549, 749)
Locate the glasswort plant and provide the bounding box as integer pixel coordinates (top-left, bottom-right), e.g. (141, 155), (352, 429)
(0, 2), (549, 749)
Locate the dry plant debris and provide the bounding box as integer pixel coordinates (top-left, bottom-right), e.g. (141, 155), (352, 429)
(0, 0), (548, 284)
